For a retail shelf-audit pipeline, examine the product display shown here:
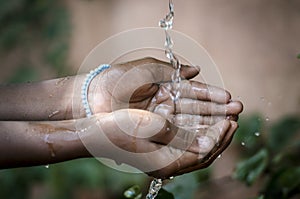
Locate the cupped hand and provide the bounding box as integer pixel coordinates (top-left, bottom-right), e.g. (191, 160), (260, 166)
(89, 57), (242, 121)
(81, 109), (240, 179)
(83, 57), (243, 178)
(88, 57), (199, 114)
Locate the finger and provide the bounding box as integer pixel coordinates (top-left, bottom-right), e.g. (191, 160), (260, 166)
(174, 114), (226, 126)
(146, 145), (199, 179)
(137, 57), (200, 82)
(176, 99), (243, 115)
(180, 63), (200, 80)
(174, 121), (238, 176)
(197, 121), (237, 168)
(230, 100), (243, 115)
(150, 120), (230, 155)
(179, 80), (231, 103)
(207, 121), (238, 162)
(148, 120), (231, 178)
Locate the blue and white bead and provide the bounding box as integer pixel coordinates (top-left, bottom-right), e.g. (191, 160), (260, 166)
(81, 64), (111, 117)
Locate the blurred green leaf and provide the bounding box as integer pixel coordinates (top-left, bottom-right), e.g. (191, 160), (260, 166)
(233, 149), (268, 186)
(195, 167), (211, 184)
(0, 166), (48, 199)
(0, 22), (25, 50)
(268, 116), (300, 153)
(156, 188), (175, 199)
(8, 65), (38, 83)
(297, 54), (300, 59)
(164, 173), (198, 199)
(264, 167), (300, 198)
(277, 167), (300, 193)
(0, 0), (71, 81)
(253, 195), (264, 199)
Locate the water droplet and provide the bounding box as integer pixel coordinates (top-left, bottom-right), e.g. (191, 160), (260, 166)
(265, 117), (270, 121)
(169, 176), (174, 180)
(217, 154), (222, 159)
(159, 15), (173, 30)
(260, 96), (265, 102)
(146, 178), (162, 199)
(48, 110), (60, 119)
(144, 115), (151, 122)
(166, 127), (170, 131)
(165, 49), (173, 60)
(45, 165), (49, 169)
(164, 34), (173, 48)
(241, 142), (245, 146)
(254, 132), (260, 137)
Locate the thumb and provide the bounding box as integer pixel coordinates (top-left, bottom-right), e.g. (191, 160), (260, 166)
(120, 57), (200, 82)
(180, 63), (200, 80)
(112, 58), (200, 103)
(145, 58), (200, 82)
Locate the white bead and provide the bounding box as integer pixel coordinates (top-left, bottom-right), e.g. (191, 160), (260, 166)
(81, 64), (111, 117)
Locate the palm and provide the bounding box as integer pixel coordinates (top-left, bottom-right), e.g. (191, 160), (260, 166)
(90, 58), (185, 114)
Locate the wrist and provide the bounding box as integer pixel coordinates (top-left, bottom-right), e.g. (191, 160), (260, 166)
(80, 64), (111, 118)
(77, 113), (113, 158)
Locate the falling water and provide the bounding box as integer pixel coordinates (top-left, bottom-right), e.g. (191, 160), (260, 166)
(159, 0), (181, 102)
(146, 178), (163, 199)
(146, 0), (180, 198)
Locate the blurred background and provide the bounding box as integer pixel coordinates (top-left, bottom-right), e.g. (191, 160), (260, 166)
(0, 0), (299, 198)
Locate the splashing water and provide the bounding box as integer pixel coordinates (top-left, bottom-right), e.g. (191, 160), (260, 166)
(146, 1), (179, 198)
(159, 0), (181, 102)
(146, 178), (163, 199)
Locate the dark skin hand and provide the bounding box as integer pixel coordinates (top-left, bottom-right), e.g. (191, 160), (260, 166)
(0, 57), (243, 179)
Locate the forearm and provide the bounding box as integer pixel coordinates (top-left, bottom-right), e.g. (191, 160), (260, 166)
(0, 119), (91, 169)
(0, 75), (86, 121)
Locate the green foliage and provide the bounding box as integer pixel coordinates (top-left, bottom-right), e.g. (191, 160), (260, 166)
(0, 0), (71, 82)
(268, 116), (300, 153)
(0, 166), (48, 199)
(164, 169), (210, 199)
(0, 159), (147, 199)
(233, 114), (300, 198)
(297, 54), (300, 59)
(157, 188), (175, 199)
(8, 64), (38, 83)
(233, 149), (268, 186)
(163, 173), (198, 199)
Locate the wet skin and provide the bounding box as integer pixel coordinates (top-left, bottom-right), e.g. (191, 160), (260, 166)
(0, 57), (243, 179)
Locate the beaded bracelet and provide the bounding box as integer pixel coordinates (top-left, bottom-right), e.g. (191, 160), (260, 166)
(81, 64), (111, 117)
